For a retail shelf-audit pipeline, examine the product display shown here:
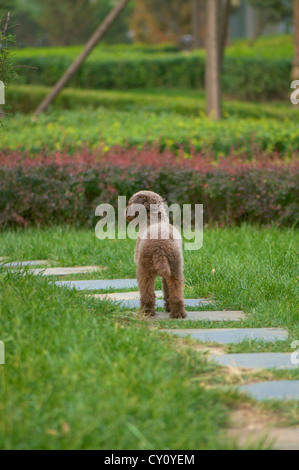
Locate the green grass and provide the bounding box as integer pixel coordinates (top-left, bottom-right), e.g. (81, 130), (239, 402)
(2, 103), (299, 154)
(0, 270), (235, 450)
(225, 35), (294, 60)
(1, 225), (298, 342)
(0, 225), (298, 449)
(13, 42), (182, 62)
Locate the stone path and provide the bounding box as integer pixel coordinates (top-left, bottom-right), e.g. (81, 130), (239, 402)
(239, 381), (299, 401)
(92, 291), (164, 300)
(163, 328), (288, 344)
(4, 260), (48, 267)
(95, 298), (213, 308)
(56, 279), (138, 290)
(30, 266), (102, 276)
(89, 292), (241, 319)
(212, 352), (298, 370)
(148, 311), (246, 322)
(6, 259), (299, 448)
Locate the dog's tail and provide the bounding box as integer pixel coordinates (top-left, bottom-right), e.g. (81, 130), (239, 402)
(153, 252), (172, 278)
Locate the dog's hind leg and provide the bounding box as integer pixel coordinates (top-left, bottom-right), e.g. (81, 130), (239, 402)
(137, 268), (156, 316)
(162, 278), (170, 312)
(166, 276), (187, 319)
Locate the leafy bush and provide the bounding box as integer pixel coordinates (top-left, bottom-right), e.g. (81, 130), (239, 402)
(16, 54), (206, 90)
(222, 57), (291, 100)
(0, 147), (298, 228)
(13, 38), (294, 99)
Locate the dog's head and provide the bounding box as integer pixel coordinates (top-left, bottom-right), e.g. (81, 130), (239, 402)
(126, 191), (167, 222)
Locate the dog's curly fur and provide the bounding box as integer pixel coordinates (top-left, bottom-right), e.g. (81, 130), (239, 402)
(126, 190), (186, 319)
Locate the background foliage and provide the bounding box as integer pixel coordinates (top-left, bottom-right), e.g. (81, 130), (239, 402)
(0, 148), (297, 228)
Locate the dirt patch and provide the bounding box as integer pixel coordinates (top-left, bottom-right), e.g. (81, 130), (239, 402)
(171, 336), (227, 356)
(227, 404), (299, 450)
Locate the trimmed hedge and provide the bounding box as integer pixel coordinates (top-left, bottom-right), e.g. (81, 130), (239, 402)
(15, 54), (291, 100)
(7, 85), (297, 119)
(0, 147), (298, 228)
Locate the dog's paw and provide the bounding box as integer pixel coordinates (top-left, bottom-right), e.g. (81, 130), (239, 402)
(170, 311), (187, 319)
(139, 308), (156, 317)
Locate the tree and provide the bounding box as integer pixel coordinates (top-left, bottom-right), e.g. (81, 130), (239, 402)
(206, 0), (221, 119)
(0, 13), (17, 88)
(35, 0), (130, 114)
(0, 12), (17, 118)
(8, 0), (44, 48)
(192, 0), (206, 48)
(219, 0), (231, 67)
(38, 0), (106, 46)
(129, 0), (192, 43)
(292, 0), (299, 80)
(247, 0), (293, 44)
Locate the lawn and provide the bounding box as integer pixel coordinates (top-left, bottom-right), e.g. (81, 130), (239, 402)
(0, 226), (298, 449)
(1, 226), (298, 343)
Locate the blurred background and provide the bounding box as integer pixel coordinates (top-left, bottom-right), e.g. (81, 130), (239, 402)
(0, 0), (298, 229)
(0, 0), (294, 47)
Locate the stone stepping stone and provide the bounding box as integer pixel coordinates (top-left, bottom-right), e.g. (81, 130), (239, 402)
(92, 291), (163, 300)
(239, 381), (299, 401)
(162, 328), (288, 344)
(4, 260), (48, 267)
(56, 279), (138, 291)
(90, 298), (213, 308)
(212, 353), (298, 370)
(148, 311), (245, 322)
(30, 266), (103, 276)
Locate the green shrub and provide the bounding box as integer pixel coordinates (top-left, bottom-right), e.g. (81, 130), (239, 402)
(3, 107), (299, 156)
(0, 148), (298, 228)
(222, 57), (291, 100)
(14, 47), (292, 100)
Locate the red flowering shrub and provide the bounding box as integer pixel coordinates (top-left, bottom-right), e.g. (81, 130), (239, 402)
(0, 146), (298, 228)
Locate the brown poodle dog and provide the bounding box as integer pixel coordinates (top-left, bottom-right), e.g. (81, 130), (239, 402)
(126, 190), (187, 319)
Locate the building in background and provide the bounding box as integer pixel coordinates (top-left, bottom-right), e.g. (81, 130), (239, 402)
(230, 0), (292, 39)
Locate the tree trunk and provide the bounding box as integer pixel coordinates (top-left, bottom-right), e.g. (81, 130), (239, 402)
(219, 0), (231, 68)
(206, 0), (221, 119)
(35, 0), (130, 115)
(292, 0), (299, 80)
(192, 0), (205, 48)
